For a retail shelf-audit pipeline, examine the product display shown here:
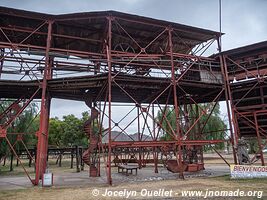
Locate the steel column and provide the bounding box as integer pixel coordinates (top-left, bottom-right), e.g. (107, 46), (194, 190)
(106, 16), (113, 185)
(168, 28), (184, 179)
(34, 20), (53, 185)
(253, 112), (265, 166)
(217, 38), (238, 164)
(0, 48), (4, 78)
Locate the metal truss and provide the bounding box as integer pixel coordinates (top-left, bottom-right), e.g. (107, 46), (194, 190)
(0, 8), (237, 186)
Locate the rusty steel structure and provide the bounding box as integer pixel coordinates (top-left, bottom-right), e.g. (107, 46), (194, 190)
(0, 7), (265, 186)
(218, 41), (267, 166)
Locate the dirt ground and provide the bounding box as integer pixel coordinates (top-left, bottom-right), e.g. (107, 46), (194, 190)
(0, 176), (266, 200)
(0, 153), (266, 199)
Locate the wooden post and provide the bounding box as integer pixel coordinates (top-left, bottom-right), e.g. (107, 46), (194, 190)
(80, 147), (84, 171)
(3, 156), (6, 166)
(34, 146), (37, 162)
(76, 145), (80, 172)
(29, 154), (32, 167)
(70, 148), (74, 169)
(59, 152), (62, 167)
(46, 149), (49, 162)
(10, 153), (13, 171)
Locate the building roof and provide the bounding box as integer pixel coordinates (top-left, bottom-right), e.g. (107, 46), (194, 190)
(0, 6), (221, 56)
(221, 40), (267, 60)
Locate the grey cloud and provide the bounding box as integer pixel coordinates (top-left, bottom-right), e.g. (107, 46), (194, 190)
(1, 0), (266, 121)
(50, 99), (88, 119)
(1, 0), (266, 49)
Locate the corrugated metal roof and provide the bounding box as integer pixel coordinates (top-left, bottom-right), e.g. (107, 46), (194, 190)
(0, 6), (221, 55)
(221, 40), (267, 59)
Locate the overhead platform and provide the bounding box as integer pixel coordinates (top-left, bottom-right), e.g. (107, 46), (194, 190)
(222, 40), (267, 81)
(221, 41), (267, 138)
(221, 40), (267, 60)
(0, 73), (223, 104)
(0, 6), (224, 105)
(231, 77), (267, 137)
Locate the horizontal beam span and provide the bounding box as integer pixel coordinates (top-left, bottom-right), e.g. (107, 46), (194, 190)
(101, 140), (225, 148)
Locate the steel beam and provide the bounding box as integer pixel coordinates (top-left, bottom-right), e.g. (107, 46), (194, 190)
(106, 16), (113, 185)
(217, 38), (238, 164)
(253, 112), (265, 166)
(34, 20), (53, 185)
(168, 28), (184, 179)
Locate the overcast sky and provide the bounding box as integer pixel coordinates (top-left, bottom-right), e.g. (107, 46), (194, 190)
(1, 0), (266, 132)
(1, 0), (266, 49)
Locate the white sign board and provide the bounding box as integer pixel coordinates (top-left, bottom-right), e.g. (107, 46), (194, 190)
(42, 173), (53, 187)
(230, 165), (267, 178)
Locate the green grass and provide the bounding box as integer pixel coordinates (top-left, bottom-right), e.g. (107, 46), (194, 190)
(0, 158), (83, 177)
(0, 189), (25, 195)
(212, 174), (267, 183)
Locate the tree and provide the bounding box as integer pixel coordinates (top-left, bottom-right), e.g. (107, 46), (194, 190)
(0, 99), (98, 155)
(12, 103), (39, 147)
(157, 103), (226, 151)
(0, 100), (38, 159)
(157, 107), (176, 141)
(48, 117), (64, 147)
(199, 104), (226, 150)
(28, 113), (90, 148)
(61, 114), (88, 147)
(247, 138), (258, 154)
(31, 112), (95, 148)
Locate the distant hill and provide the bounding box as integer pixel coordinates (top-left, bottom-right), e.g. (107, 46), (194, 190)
(102, 131), (152, 143)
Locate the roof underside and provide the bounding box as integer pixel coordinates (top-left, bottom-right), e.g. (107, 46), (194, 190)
(222, 40), (267, 60)
(223, 41), (267, 138)
(0, 6), (220, 55)
(0, 73), (223, 104)
(231, 77), (267, 138)
(0, 7), (223, 104)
